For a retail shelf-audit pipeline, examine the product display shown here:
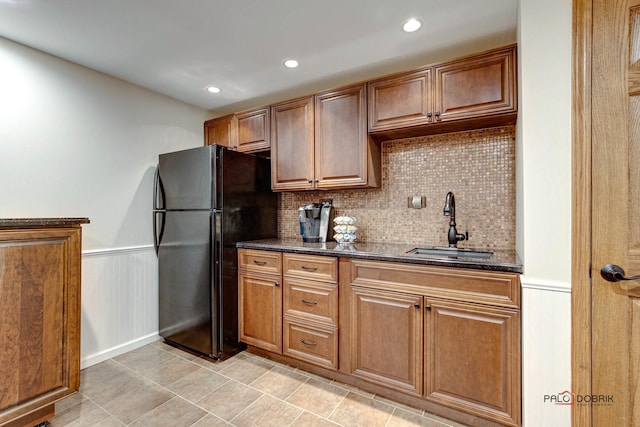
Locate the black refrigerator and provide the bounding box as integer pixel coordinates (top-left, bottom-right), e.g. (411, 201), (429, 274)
(153, 145), (277, 360)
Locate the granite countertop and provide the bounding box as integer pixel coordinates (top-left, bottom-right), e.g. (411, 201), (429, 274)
(0, 218), (90, 229)
(237, 238), (523, 273)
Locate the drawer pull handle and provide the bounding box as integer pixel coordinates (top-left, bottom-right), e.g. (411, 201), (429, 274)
(300, 339), (318, 347)
(301, 298), (318, 305)
(300, 265), (318, 271)
(253, 260), (267, 265)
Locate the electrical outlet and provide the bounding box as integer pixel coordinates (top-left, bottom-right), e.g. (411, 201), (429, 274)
(407, 196), (426, 209)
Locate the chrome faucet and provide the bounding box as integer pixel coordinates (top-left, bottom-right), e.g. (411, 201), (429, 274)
(443, 192), (468, 248)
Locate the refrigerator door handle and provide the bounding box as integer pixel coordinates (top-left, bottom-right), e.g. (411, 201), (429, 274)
(153, 165), (166, 211)
(153, 166), (166, 256)
(153, 211), (165, 256)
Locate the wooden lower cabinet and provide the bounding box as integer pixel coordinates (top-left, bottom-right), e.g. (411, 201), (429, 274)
(425, 299), (520, 427)
(238, 271), (282, 353)
(238, 251), (521, 426)
(0, 221), (86, 427)
(349, 286), (423, 396)
(346, 259), (521, 426)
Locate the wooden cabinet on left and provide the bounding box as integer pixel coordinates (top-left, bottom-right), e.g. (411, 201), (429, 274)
(204, 114), (236, 149)
(0, 218), (88, 427)
(204, 107), (271, 153)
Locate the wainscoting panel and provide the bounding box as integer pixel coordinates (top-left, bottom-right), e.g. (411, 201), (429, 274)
(81, 246), (159, 368)
(521, 280), (571, 427)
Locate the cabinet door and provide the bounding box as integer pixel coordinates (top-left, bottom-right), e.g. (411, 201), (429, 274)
(433, 46), (516, 123)
(270, 96), (315, 191)
(425, 298), (520, 426)
(204, 114), (237, 149)
(367, 68), (432, 132)
(349, 286), (423, 396)
(238, 272), (282, 353)
(315, 84), (370, 189)
(236, 107), (270, 153)
(0, 228), (81, 426)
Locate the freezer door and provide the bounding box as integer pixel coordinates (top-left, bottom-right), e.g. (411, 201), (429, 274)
(158, 146), (215, 210)
(158, 210), (213, 356)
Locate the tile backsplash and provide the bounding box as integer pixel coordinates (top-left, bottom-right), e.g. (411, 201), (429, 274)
(277, 126), (516, 249)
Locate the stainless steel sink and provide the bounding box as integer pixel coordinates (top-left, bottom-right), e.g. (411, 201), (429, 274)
(406, 247), (493, 259)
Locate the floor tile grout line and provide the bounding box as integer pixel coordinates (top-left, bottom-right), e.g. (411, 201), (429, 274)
(325, 390), (349, 422)
(237, 371), (349, 426)
(73, 390), (131, 426)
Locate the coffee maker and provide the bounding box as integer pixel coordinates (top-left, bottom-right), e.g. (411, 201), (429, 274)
(298, 201), (334, 243)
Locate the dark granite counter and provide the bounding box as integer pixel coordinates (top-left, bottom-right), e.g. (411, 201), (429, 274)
(237, 238), (523, 273)
(0, 218), (90, 229)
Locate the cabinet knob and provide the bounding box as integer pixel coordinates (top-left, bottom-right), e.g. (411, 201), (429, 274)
(307, 179), (313, 184)
(274, 282), (279, 287)
(425, 305), (431, 311)
(414, 303), (420, 309)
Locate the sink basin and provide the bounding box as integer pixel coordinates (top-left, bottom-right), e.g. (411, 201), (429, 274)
(406, 247), (493, 259)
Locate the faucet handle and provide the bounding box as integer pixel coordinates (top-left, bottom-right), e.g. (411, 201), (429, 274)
(455, 231), (468, 243)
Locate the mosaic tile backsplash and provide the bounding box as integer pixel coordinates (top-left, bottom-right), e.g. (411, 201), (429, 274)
(278, 126), (516, 249)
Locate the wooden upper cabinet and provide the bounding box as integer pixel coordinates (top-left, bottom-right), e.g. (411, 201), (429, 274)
(204, 114), (236, 149)
(236, 106), (271, 153)
(271, 84), (381, 192)
(270, 96), (315, 191)
(368, 44), (517, 140)
(368, 68), (432, 132)
(315, 84), (379, 190)
(434, 46), (517, 123)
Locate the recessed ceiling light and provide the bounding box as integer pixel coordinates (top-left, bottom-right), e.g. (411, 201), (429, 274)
(207, 86), (221, 93)
(283, 59), (299, 68)
(403, 18), (422, 32)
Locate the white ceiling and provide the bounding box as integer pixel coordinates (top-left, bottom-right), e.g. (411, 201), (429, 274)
(0, 0), (518, 115)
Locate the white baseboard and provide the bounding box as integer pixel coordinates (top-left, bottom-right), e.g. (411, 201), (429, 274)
(81, 332), (161, 369)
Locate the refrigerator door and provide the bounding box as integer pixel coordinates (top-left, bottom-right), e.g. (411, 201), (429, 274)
(158, 146), (217, 210)
(216, 149), (277, 357)
(158, 210), (213, 356)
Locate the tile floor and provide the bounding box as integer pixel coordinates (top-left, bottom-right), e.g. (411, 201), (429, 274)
(49, 341), (468, 427)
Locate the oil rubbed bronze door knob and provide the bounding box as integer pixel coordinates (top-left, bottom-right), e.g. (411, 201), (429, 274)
(600, 264), (640, 282)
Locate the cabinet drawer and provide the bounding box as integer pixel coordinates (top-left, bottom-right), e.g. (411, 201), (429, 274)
(283, 253), (337, 282)
(284, 278), (338, 325)
(238, 249), (281, 275)
(349, 259), (520, 309)
(283, 318), (338, 370)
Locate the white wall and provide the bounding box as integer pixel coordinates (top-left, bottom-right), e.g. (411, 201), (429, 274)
(517, 0), (572, 426)
(0, 36), (208, 366)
